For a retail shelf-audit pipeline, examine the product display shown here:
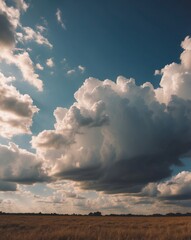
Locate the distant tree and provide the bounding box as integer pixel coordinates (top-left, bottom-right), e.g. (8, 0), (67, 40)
(88, 211), (102, 216)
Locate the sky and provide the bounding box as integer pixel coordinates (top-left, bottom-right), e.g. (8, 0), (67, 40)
(0, 0), (191, 215)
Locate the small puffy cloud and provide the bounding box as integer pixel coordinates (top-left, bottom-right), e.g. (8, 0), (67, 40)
(36, 63), (44, 71)
(78, 65), (85, 73)
(62, 59), (85, 76)
(67, 69), (75, 75)
(32, 37), (191, 194)
(46, 58), (54, 68)
(56, 8), (66, 30)
(0, 72), (39, 138)
(154, 69), (161, 75)
(61, 58), (67, 64)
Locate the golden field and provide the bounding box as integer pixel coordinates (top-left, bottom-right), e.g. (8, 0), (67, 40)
(1, 215), (191, 240)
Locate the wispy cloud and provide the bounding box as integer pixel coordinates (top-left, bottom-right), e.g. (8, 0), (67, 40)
(18, 26), (53, 48)
(56, 8), (66, 30)
(36, 25), (46, 32)
(67, 69), (75, 75)
(78, 65), (85, 73)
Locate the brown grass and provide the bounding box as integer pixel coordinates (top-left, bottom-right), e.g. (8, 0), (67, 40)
(0, 215), (191, 240)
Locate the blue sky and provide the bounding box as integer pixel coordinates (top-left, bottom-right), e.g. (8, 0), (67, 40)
(1, 0), (191, 214)
(13, 0), (190, 124)
(21, 1), (190, 127)
(18, 0), (191, 132)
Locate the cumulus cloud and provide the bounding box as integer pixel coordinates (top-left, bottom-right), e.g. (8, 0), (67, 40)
(0, 72), (39, 138)
(156, 171), (191, 200)
(0, 143), (47, 187)
(32, 36), (191, 194)
(141, 170), (191, 209)
(56, 8), (66, 30)
(36, 63), (44, 70)
(46, 58), (54, 68)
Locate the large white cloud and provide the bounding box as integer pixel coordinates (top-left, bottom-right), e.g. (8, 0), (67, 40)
(32, 36), (191, 194)
(0, 72), (39, 138)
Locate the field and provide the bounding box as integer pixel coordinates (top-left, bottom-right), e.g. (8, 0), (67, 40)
(0, 215), (191, 240)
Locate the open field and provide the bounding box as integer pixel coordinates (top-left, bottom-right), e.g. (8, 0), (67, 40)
(0, 215), (191, 240)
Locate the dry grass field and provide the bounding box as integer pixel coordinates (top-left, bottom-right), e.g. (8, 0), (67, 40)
(0, 215), (191, 240)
